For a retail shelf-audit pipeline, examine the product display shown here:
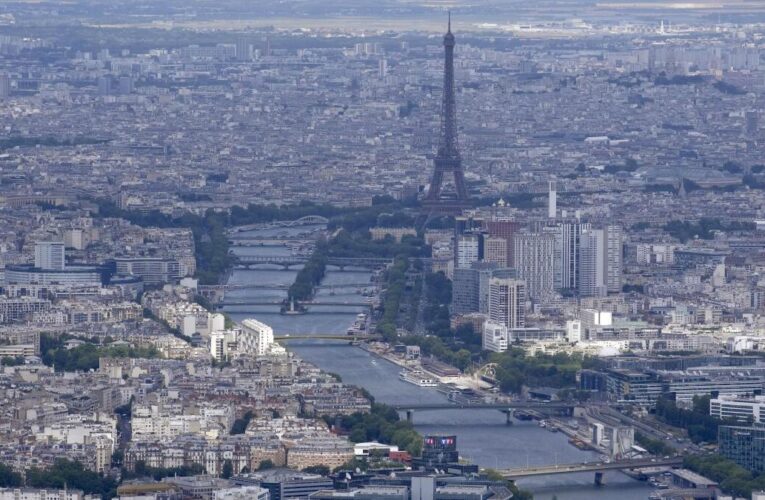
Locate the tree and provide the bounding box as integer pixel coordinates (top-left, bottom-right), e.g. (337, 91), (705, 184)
(0, 463), (22, 487)
(483, 468), (533, 500)
(257, 459), (274, 471)
(302, 465), (330, 476)
(221, 459), (233, 479)
(231, 410), (253, 435)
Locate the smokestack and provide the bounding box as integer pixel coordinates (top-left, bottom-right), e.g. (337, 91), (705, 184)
(548, 181), (557, 219)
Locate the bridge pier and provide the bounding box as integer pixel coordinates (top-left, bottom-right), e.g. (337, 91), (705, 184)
(594, 472), (604, 486)
(505, 409), (514, 426)
(406, 410), (414, 424)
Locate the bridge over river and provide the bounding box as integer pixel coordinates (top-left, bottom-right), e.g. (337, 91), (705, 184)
(233, 255), (392, 269)
(218, 299), (373, 307)
(498, 456), (684, 483)
(392, 401), (578, 424)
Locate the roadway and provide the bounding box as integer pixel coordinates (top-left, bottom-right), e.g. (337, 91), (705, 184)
(499, 456), (684, 479)
(591, 406), (701, 455)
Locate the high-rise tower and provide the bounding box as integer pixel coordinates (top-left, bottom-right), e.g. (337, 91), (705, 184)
(423, 14), (470, 214)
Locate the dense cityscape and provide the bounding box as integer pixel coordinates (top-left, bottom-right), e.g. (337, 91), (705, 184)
(5, 0), (765, 499)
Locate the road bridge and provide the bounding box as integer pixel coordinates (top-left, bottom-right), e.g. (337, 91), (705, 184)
(391, 402), (575, 411)
(234, 255), (308, 267)
(233, 256), (392, 269)
(229, 239), (316, 246)
(218, 299), (373, 307)
(274, 334), (381, 342)
(392, 401), (577, 425)
(200, 283), (373, 292)
(498, 456), (683, 481)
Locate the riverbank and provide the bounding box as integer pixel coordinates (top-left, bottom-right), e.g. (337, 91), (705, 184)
(224, 223), (655, 499)
(359, 341), (498, 395)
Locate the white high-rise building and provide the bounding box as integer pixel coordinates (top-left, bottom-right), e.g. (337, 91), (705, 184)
(456, 234), (480, 269)
(210, 328), (240, 362)
(0, 73), (9, 100)
(34, 241), (65, 270)
(604, 225), (624, 293)
(548, 180), (557, 219)
(208, 313), (226, 333)
(566, 320), (582, 343)
(554, 220), (590, 291)
(210, 331), (227, 361)
(379, 58), (388, 78)
(513, 230), (556, 302)
(240, 318), (274, 356)
(579, 226), (623, 297)
(579, 229), (607, 297)
(235, 37), (252, 61)
(483, 321), (509, 353)
(488, 273), (526, 329)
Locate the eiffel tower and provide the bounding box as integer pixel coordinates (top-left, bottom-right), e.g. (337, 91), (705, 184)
(422, 13), (471, 215)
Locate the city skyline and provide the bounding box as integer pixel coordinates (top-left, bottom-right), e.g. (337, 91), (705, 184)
(1, 1), (765, 499)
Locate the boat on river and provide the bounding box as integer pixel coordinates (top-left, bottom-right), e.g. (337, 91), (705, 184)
(399, 369), (438, 387)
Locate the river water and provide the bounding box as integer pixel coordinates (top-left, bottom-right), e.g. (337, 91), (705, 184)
(225, 227), (654, 499)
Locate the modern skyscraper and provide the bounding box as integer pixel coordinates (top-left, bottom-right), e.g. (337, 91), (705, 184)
(476, 262), (501, 314)
(378, 58), (388, 78)
(240, 318), (274, 356)
(488, 272), (526, 329)
(578, 225), (621, 297)
(604, 225), (624, 293)
(554, 220), (590, 291)
(746, 110), (759, 136)
(118, 76), (133, 95)
(719, 423), (765, 473)
(578, 225), (623, 297)
(579, 228), (607, 297)
(483, 321), (509, 353)
(34, 241), (65, 270)
(455, 215), (485, 237)
(486, 219), (521, 266)
(423, 14), (470, 214)
(235, 37), (252, 61)
(455, 233), (481, 269)
(451, 267), (479, 314)
(548, 181), (557, 219)
(513, 230), (556, 302)
(451, 262), (500, 315)
(484, 237), (508, 266)
(97, 75), (112, 96)
(0, 73), (9, 100)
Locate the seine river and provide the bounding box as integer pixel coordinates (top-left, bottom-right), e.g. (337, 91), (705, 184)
(224, 227), (654, 499)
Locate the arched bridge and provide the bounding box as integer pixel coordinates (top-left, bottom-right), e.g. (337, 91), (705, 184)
(231, 215), (329, 232)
